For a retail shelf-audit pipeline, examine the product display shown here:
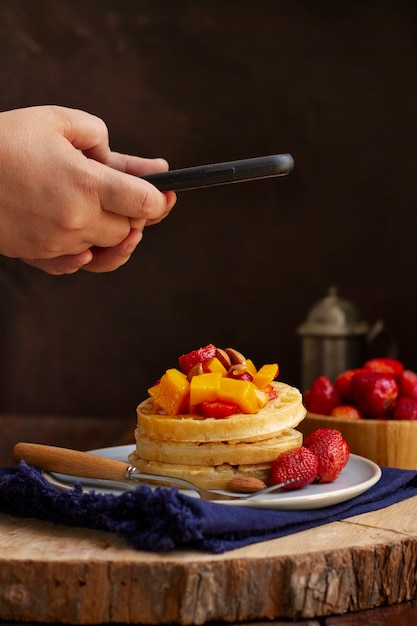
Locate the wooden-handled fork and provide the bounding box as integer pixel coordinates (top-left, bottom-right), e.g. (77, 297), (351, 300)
(13, 442), (298, 501)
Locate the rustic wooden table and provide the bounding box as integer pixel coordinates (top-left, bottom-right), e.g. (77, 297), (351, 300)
(1, 414), (417, 625)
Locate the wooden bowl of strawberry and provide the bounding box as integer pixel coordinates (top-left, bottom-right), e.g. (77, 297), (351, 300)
(298, 357), (417, 469)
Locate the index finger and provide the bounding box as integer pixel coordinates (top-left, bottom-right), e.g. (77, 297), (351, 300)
(108, 153), (170, 177)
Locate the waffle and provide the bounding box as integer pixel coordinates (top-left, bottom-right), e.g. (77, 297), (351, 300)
(129, 381), (306, 490)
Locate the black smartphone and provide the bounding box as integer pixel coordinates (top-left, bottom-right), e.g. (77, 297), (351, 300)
(140, 153), (294, 192)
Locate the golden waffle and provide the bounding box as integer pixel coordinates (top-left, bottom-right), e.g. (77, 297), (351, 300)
(129, 381), (306, 490)
(136, 382), (305, 443)
(128, 451), (274, 490)
(135, 428), (302, 466)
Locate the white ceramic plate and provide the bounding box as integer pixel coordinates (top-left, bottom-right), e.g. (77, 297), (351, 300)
(43, 445), (382, 510)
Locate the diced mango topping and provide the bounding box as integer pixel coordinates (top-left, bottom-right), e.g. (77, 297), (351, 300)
(148, 368), (189, 415)
(190, 371), (222, 407)
(204, 356), (228, 375)
(254, 387), (269, 409)
(218, 378), (259, 414)
(245, 359), (258, 377)
(148, 345), (279, 418)
(252, 364), (279, 390)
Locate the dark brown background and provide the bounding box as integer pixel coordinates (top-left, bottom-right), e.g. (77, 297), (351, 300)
(0, 0), (416, 424)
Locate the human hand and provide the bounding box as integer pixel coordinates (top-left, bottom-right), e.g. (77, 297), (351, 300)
(0, 105), (176, 274)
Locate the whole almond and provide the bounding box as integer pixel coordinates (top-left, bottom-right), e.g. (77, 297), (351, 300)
(215, 347), (232, 369)
(228, 476), (267, 493)
(225, 347), (246, 365)
(186, 362), (204, 381)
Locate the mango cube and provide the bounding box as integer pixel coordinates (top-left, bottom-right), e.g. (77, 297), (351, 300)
(204, 356), (228, 376)
(148, 368), (190, 415)
(254, 387), (269, 409)
(252, 363), (279, 389)
(218, 378), (259, 414)
(147, 383), (163, 412)
(245, 359), (258, 377)
(190, 371), (222, 407)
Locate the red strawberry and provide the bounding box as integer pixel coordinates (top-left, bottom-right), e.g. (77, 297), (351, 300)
(330, 404), (363, 420)
(398, 370), (417, 400)
(303, 428), (350, 483)
(334, 368), (365, 403)
(198, 400), (240, 418)
(264, 383), (278, 401)
(393, 397), (417, 420)
(270, 447), (318, 489)
(303, 376), (341, 415)
(351, 371), (398, 418)
(363, 357), (404, 380)
(178, 344), (217, 374)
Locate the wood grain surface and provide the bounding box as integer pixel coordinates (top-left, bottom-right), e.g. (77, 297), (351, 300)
(1, 494), (417, 624)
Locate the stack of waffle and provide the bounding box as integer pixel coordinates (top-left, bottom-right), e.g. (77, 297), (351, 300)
(128, 381), (306, 490)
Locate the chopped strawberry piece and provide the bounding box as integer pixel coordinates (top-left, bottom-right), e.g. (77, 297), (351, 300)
(303, 428), (350, 483)
(199, 400), (240, 418)
(178, 344), (217, 374)
(271, 447), (318, 489)
(264, 383), (278, 401)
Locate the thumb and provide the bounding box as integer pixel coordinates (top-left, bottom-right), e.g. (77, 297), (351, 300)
(90, 158), (172, 222)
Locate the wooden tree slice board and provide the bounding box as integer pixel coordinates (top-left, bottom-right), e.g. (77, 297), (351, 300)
(1, 496), (417, 625)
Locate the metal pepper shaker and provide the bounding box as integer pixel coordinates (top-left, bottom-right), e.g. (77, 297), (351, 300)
(297, 287), (388, 391)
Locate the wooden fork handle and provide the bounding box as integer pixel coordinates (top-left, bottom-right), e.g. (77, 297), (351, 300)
(13, 442), (131, 482)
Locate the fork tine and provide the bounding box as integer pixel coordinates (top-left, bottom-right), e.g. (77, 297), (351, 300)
(243, 477), (300, 499)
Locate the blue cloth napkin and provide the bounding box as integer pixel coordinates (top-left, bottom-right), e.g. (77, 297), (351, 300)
(1, 462), (417, 553)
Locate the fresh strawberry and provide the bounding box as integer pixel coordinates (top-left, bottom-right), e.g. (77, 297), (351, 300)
(303, 428), (350, 483)
(398, 369), (417, 400)
(330, 404), (363, 420)
(270, 446), (318, 489)
(178, 344), (217, 374)
(393, 397), (417, 420)
(363, 357), (404, 380)
(303, 376), (341, 415)
(198, 400), (240, 418)
(351, 371), (398, 418)
(334, 368), (365, 403)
